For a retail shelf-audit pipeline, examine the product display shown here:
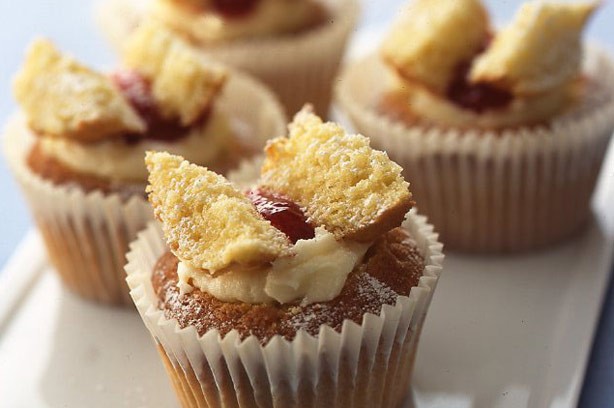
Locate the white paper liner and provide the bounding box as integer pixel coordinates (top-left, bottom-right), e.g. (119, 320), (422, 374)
(3, 70), (286, 305)
(125, 210), (443, 407)
(336, 47), (614, 252)
(3, 115), (151, 305)
(97, 0), (359, 118)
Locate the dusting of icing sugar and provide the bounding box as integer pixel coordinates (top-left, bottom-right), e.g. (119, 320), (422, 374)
(357, 273), (398, 302)
(285, 271), (398, 333)
(153, 228), (426, 343)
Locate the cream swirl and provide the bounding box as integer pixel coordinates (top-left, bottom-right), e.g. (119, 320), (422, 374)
(177, 227), (371, 305)
(39, 111), (232, 182)
(404, 80), (579, 129)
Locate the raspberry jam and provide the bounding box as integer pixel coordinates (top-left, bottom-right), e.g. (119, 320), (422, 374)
(111, 69), (158, 124)
(211, 0), (260, 18)
(446, 61), (513, 113)
(247, 189), (315, 244)
(445, 36), (513, 113)
(111, 69), (191, 144)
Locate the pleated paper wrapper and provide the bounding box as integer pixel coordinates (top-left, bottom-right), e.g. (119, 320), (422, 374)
(336, 48), (614, 252)
(125, 210), (443, 408)
(3, 70), (287, 306)
(97, 0), (359, 118)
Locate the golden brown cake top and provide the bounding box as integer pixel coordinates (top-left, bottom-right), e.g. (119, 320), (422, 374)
(13, 23), (228, 144)
(145, 107), (413, 304)
(380, 0), (598, 127)
(146, 151), (292, 272)
(469, 1), (597, 95)
(381, 0), (490, 94)
(260, 108), (413, 242)
(13, 39), (145, 143)
(122, 19), (228, 126)
(152, 226), (424, 342)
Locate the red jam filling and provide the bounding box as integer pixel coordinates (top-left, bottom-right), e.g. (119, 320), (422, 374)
(444, 36), (513, 113)
(211, 0), (261, 18)
(111, 69), (160, 127)
(446, 61), (513, 113)
(111, 69), (196, 144)
(247, 189), (315, 244)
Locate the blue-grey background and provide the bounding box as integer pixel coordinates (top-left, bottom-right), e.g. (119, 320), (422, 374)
(0, 0), (612, 406)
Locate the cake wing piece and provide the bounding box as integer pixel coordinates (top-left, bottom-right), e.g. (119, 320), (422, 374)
(381, 0), (489, 93)
(260, 107), (413, 243)
(13, 39), (145, 143)
(146, 152), (291, 273)
(123, 19), (228, 126)
(470, 1), (597, 95)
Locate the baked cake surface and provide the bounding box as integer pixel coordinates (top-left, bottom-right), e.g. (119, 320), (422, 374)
(152, 227), (424, 342)
(145, 107), (421, 343)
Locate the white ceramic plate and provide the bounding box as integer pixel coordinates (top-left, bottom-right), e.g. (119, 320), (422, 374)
(2, 29), (613, 406)
(0, 140), (612, 408)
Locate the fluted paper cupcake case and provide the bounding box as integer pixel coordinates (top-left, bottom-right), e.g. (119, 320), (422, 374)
(336, 47), (614, 253)
(3, 71), (287, 306)
(97, 0), (359, 118)
(125, 210), (443, 408)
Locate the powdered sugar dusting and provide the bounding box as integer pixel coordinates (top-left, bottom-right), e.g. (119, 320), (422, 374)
(358, 273), (398, 302)
(152, 227), (425, 344)
(285, 271), (399, 334)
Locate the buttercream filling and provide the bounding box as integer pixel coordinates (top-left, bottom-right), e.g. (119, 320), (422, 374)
(402, 80), (577, 128)
(39, 111), (232, 182)
(177, 227), (371, 305)
(382, 61), (579, 129)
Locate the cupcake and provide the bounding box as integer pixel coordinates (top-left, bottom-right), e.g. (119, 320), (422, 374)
(125, 108), (444, 407)
(3, 21), (286, 305)
(97, 0), (359, 117)
(337, 0), (614, 252)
